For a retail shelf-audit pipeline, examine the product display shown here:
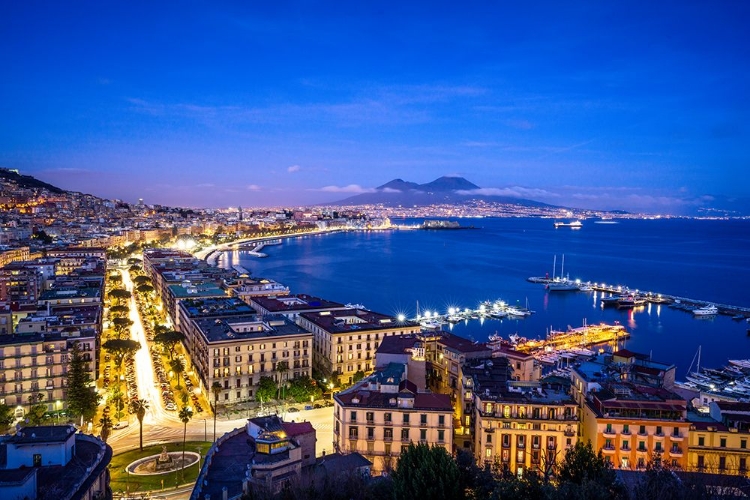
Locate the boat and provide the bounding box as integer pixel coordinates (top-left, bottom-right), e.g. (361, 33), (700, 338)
(693, 304), (718, 316)
(545, 255), (580, 292)
(616, 295), (647, 309)
(554, 220), (583, 229)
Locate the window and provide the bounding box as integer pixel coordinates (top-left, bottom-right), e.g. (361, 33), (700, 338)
(502, 434), (510, 448)
(349, 426), (358, 439)
(350, 411), (357, 422)
(438, 430), (445, 442)
(384, 428), (393, 440)
(367, 427), (374, 440)
(656, 426), (662, 436)
(403, 413), (410, 424)
(740, 458), (747, 471)
(638, 441), (646, 451)
(420, 414), (427, 425)
(366, 411), (374, 422)
(486, 433), (492, 444)
(420, 429), (427, 440)
(639, 425), (646, 435)
(719, 456), (726, 470)
(655, 442), (662, 452)
(698, 436), (705, 446)
(384, 412), (392, 423)
(401, 428), (409, 441)
(605, 423), (612, 433)
(720, 437), (727, 448)
(486, 448), (492, 458)
(623, 424), (630, 434)
(438, 415), (445, 426)
(697, 455), (705, 469)
(741, 439), (747, 450)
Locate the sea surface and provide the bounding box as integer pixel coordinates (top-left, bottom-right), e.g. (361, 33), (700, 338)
(218, 218), (750, 378)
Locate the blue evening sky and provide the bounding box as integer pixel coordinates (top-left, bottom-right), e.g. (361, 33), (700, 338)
(1, 2), (748, 213)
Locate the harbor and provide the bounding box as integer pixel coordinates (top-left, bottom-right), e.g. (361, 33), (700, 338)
(527, 275), (750, 320)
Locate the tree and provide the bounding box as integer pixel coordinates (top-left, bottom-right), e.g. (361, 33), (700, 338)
(211, 381), (222, 441)
(109, 384), (126, 422)
(286, 376), (323, 403)
(108, 273), (123, 285)
(66, 343), (100, 425)
(133, 275), (152, 286)
(556, 441), (627, 500)
(256, 376), (277, 405)
(179, 405), (194, 479)
(103, 339), (141, 371)
(154, 330), (185, 360)
(129, 399), (150, 451)
(108, 288), (132, 304)
(108, 304), (130, 317)
(136, 284), (154, 295)
(129, 264), (142, 273)
(170, 358), (185, 389)
(392, 443), (462, 500)
(99, 414), (113, 443)
(0, 403), (15, 431)
(274, 361), (289, 400)
(111, 317), (134, 338)
(352, 370), (366, 384)
(26, 393), (47, 425)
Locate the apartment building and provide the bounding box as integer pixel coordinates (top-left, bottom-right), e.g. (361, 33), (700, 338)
(572, 350), (689, 470)
(687, 401), (750, 474)
(468, 356), (578, 475)
(177, 297), (256, 359)
(298, 308), (420, 384)
(249, 294), (348, 321)
(165, 282), (226, 332)
(0, 262), (43, 311)
(190, 314), (313, 404)
(333, 362), (453, 474)
(0, 331), (96, 416)
(231, 277), (289, 304)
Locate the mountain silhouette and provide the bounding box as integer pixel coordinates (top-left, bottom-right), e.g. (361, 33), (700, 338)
(333, 176), (552, 208)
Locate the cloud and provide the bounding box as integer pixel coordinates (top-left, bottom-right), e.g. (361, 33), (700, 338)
(195, 183), (215, 188)
(504, 119), (534, 130)
(246, 184), (261, 191)
(287, 165), (301, 173)
(318, 184), (375, 194)
(457, 187), (559, 198)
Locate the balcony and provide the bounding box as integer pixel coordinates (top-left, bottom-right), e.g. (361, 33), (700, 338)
(401, 435), (410, 442)
(383, 435), (393, 442)
(670, 433), (684, 441)
(564, 429), (576, 437)
(601, 446), (616, 454)
(603, 428), (616, 437)
(669, 447), (683, 457)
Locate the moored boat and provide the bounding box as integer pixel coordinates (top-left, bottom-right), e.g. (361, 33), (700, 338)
(693, 304), (718, 316)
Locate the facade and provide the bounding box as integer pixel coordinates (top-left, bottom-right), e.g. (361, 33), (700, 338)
(165, 281), (226, 332)
(333, 362), (453, 474)
(298, 308), (420, 384)
(249, 294), (348, 320)
(687, 401), (750, 474)
(190, 314), (313, 405)
(177, 297), (256, 359)
(0, 331), (97, 416)
(0, 262), (43, 312)
(572, 351), (689, 471)
(466, 356), (578, 475)
(231, 277), (290, 304)
(191, 416), (317, 500)
(0, 425), (112, 500)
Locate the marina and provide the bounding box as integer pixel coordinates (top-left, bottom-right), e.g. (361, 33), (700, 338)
(526, 275), (750, 320)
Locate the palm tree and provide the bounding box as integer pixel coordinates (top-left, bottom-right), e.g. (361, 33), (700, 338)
(274, 360), (289, 401)
(211, 381), (222, 441)
(170, 358), (185, 389)
(99, 414), (113, 443)
(129, 399), (150, 451)
(179, 405), (193, 480)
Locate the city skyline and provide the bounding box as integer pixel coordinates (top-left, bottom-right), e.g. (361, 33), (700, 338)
(1, 3), (749, 214)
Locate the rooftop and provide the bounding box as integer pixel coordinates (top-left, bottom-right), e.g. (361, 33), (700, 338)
(181, 297), (255, 318)
(251, 294), (347, 313)
(376, 334), (423, 355)
(438, 332), (492, 355)
(300, 309), (417, 333)
(9, 425), (76, 445)
(194, 315), (310, 343)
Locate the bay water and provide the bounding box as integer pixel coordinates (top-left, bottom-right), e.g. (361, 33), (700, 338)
(219, 218), (750, 378)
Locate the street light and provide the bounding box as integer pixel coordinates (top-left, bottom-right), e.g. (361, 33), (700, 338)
(203, 419), (207, 442)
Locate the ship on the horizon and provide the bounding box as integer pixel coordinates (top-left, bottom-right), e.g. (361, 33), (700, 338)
(554, 220), (583, 229)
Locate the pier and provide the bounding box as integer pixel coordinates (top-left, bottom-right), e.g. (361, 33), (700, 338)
(527, 276), (750, 319)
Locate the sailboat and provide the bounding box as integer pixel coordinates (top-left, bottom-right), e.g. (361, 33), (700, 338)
(546, 255), (580, 291)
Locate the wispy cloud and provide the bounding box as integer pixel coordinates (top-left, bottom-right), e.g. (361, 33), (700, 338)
(287, 165), (301, 173)
(246, 184), (261, 191)
(317, 184), (375, 194)
(457, 187), (559, 198)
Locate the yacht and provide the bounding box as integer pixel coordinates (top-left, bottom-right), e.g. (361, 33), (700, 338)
(554, 220), (583, 229)
(693, 304), (719, 316)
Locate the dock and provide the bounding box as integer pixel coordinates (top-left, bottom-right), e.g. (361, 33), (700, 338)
(527, 276), (750, 319)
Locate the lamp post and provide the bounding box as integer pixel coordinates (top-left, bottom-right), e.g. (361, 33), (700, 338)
(203, 419), (207, 442)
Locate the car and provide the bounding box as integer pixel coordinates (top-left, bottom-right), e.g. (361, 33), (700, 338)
(313, 403), (323, 409)
(112, 421), (129, 430)
(304, 405), (313, 411)
(287, 407), (300, 413)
